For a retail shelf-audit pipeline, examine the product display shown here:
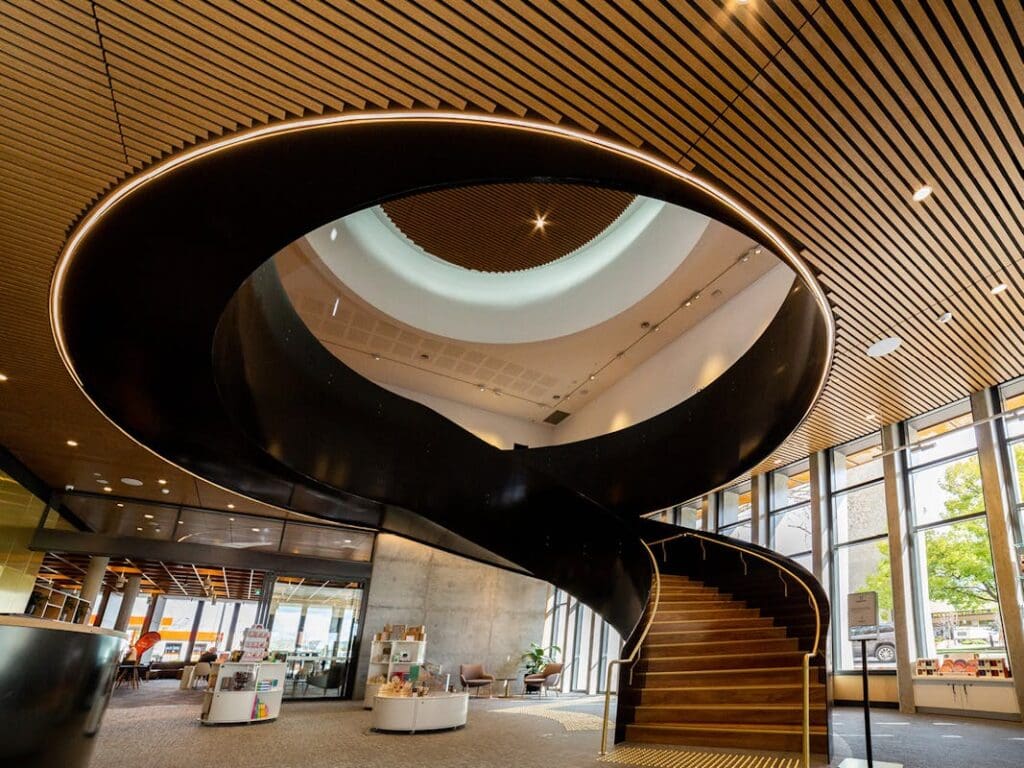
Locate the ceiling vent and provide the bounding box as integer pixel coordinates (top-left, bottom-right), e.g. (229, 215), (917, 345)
(544, 410), (571, 425)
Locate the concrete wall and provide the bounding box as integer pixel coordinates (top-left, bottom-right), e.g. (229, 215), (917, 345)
(354, 534), (549, 698)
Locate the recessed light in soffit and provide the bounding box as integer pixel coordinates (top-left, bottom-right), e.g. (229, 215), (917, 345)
(866, 337), (901, 357)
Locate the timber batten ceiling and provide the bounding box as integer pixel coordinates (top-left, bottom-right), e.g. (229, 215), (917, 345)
(2, 1), (1024, 494)
(380, 183), (636, 273)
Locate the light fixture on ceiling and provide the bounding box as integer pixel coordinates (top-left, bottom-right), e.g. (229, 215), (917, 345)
(177, 520), (183, 524)
(157, 478), (167, 485)
(103, 486), (112, 492)
(478, 385), (486, 391)
(116, 502), (125, 508)
(589, 375), (596, 381)
(937, 311), (953, 324)
(228, 517), (235, 522)
(344, 539), (352, 544)
(136, 527), (143, 532)
(373, 354), (381, 361)
(653, 325), (660, 332)
(990, 282), (1009, 295)
(332, 298), (339, 317)
(96, 478), (108, 484)
(754, 247), (763, 255)
(120, 477), (143, 486)
(227, 503), (235, 509)
(739, 254), (749, 264)
(693, 292), (702, 300)
(533, 213), (547, 231)
(912, 184), (933, 202)
(144, 513), (154, 519)
(66, 439), (78, 447)
(251, 527), (260, 532)
(865, 413), (878, 422)
(160, 488), (170, 494)
(866, 336), (901, 357)
(684, 298), (692, 307)
(773, 459), (782, 465)
(0, 373), (8, 382)
(329, 227), (338, 241)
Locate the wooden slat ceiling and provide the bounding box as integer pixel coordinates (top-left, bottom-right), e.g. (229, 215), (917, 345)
(2, 1), (1024, 496)
(38, 551), (266, 600)
(380, 183), (635, 272)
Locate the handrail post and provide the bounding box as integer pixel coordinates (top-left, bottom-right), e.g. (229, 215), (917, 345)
(598, 540), (661, 756)
(802, 652), (811, 768)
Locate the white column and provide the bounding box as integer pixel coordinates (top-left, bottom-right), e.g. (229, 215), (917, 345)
(969, 389), (1024, 715)
(114, 575), (142, 633)
(78, 556), (109, 622)
(880, 423), (917, 713)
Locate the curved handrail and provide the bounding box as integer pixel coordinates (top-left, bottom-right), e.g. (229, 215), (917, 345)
(600, 538), (660, 755)
(646, 530), (823, 768)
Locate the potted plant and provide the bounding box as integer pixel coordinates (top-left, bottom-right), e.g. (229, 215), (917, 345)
(520, 642), (561, 692)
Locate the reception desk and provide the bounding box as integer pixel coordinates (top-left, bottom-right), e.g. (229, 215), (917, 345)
(0, 616), (126, 768)
(371, 692), (469, 733)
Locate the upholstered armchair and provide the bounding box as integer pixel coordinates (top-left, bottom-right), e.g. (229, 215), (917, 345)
(523, 662), (563, 696)
(458, 663), (495, 697)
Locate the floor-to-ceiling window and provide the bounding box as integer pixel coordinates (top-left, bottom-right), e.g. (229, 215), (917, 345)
(998, 378), (1024, 546)
(646, 497), (703, 528)
(717, 480), (752, 541)
(905, 401), (1008, 665)
(150, 597), (199, 661)
(768, 458), (812, 569)
(829, 431), (894, 670)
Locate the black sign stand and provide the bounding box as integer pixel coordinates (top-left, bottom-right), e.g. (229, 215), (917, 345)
(861, 638), (873, 768)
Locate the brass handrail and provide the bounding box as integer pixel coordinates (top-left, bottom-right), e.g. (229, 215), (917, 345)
(643, 531), (822, 768)
(599, 538), (660, 756)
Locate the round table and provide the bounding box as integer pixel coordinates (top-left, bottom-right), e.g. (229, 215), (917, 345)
(371, 693), (469, 733)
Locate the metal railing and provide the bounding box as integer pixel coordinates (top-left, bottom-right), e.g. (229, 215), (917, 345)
(599, 538), (661, 755)
(609, 530), (823, 768)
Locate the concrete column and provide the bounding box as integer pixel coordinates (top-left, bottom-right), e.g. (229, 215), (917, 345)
(880, 423), (918, 713)
(750, 474), (768, 546)
(701, 494), (717, 533)
(970, 388), (1024, 715)
(113, 575), (142, 633)
(808, 451), (829, 584)
(185, 599), (204, 662)
(78, 556), (109, 623)
(255, 571), (276, 625)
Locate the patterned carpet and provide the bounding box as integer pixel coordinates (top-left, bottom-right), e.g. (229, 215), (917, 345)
(95, 683), (1024, 768)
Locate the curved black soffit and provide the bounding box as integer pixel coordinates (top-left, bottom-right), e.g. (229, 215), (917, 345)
(54, 115), (833, 635)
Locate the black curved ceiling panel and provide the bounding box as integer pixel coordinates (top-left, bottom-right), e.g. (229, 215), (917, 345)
(55, 115), (832, 636)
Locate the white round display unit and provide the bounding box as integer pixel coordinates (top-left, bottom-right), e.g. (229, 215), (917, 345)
(371, 693), (469, 733)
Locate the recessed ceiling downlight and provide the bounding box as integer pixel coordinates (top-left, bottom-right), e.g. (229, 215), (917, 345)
(866, 336), (902, 357)
(990, 283), (1009, 295)
(912, 185), (933, 202)
(120, 477), (143, 486)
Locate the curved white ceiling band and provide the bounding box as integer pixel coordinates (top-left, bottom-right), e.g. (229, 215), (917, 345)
(308, 197), (711, 344)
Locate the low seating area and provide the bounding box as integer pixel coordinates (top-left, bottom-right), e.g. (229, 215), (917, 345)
(523, 663), (563, 697)
(458, 663), (494, 697)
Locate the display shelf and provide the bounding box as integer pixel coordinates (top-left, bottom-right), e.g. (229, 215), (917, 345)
(25, 584), (91, 626)
(201, 662), (285, 725)
(913, 676), (1020, 719)
(364, 630), (426, 709)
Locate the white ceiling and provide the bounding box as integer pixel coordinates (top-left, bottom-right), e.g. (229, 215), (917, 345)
(277, 199), (778, 428)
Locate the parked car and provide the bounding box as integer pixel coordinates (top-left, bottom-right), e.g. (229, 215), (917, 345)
(850, 623), (896, 663)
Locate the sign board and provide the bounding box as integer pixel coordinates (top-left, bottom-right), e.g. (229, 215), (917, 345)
(240, 624), (271, 662)
(848, 591), (879, 641)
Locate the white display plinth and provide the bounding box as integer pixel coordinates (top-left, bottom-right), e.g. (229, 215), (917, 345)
(371, 693), (469, 733)
(201, 662), (285, 726)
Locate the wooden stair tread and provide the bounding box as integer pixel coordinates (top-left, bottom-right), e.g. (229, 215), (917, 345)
(639, 666), (821, 676)
(627, 722), (828, 734)
(635, 703), (822, 712)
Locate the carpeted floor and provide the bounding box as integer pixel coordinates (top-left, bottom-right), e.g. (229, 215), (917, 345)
(96, 682), (1024, 768)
